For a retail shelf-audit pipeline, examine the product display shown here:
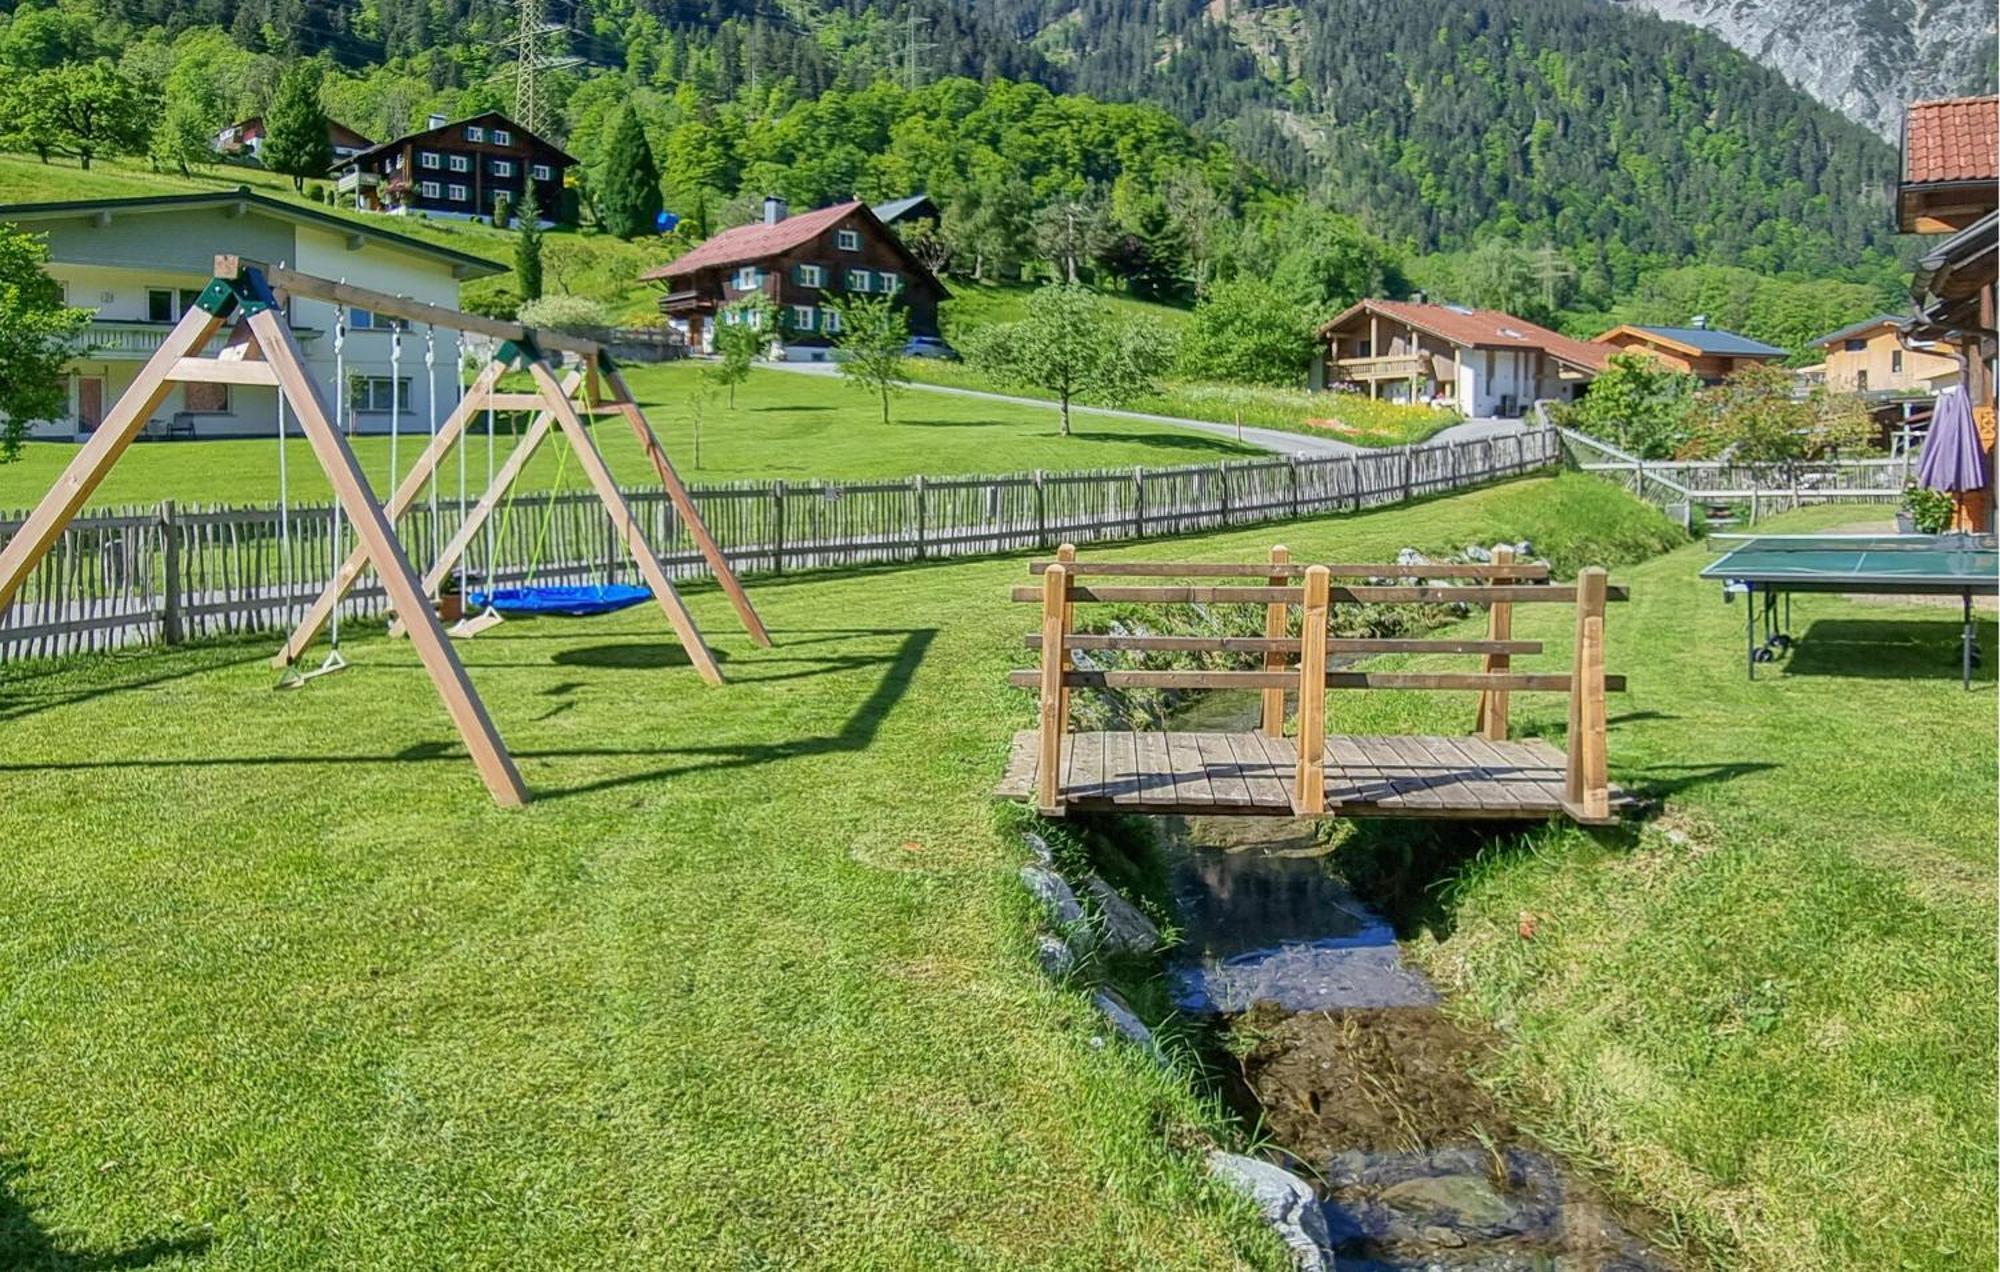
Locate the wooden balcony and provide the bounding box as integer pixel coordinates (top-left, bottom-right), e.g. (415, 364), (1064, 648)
(77, 320), (318, 360)
(1332, 353), (1429, 380)
(658, 288), (717, 316)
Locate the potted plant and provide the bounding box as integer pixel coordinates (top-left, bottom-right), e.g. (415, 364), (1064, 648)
(1899, 482), (1954, 535)
(436, 570), (464, 622)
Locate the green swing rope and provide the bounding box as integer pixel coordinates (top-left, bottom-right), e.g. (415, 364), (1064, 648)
(488, 413), (576, 592)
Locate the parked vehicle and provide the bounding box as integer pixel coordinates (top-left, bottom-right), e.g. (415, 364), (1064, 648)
(904, 336), (959, 360)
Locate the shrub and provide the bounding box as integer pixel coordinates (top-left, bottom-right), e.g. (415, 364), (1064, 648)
(516, 294), (615, 337)
(305, 181), (325, 204)
(1903, 483), (1955, 534)
(492, 192), (513, 229)
(1176, 278), (1317, 387)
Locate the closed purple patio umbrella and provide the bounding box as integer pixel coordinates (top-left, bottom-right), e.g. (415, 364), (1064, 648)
(1915, 384), (1989, 493)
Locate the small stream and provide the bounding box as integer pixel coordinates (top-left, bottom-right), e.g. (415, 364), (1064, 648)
(1153, 696), (1673, 1270)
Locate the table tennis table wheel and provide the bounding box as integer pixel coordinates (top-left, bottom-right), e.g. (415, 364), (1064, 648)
(1771, 634), (1794, 650)
(1752, 647), (1776, 664)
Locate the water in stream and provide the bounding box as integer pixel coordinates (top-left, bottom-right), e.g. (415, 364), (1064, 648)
(1155, 697), (1673, 1269)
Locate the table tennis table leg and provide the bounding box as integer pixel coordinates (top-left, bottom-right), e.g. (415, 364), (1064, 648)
(1963, 590), (1975, 691)
(1746, 583), (1758, 681)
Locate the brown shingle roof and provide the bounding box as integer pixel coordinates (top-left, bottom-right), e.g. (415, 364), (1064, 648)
(1322, 300), (1609, 373)
(642, 201), (862, 280)
(1902, 96), (1999, 185)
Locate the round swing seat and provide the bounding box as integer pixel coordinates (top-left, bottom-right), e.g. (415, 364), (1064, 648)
(470, 584), (653, 617)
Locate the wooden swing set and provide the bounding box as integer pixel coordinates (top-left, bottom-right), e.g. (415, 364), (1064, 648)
(0, 255), (766, 808)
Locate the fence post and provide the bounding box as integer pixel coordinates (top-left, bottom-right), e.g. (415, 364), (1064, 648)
(1034, 469), (1048, 548)
(1056, 542), (1076, 729)
(1132, 466), (1146, 539)
(159, 500), (183, 646)
(1292, 564), (1329, 815)
(1349, 455), (1362, 511)
(771, 481), (786, 574)
(1563, 567), (1609, 821)
(914, 474), (927, 561)
(1217, 462), (1232, 526)
(1037, 557), (1071, 815)
(1261, 545), (1291, 737)
(1402, 448), (1414, 503)
(1288, 456), (1301, 521)
(1475, 544), (1514, 740)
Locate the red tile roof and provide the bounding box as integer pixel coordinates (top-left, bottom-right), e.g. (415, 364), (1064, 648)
(1903, 96), (1999, 185)
(642, 201), (863, 280)
(1323, 300), (1609, 372)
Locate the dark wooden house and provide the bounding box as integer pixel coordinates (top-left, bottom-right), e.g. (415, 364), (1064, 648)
(642, 198), (947, 357)
(334, 111), (574, 225)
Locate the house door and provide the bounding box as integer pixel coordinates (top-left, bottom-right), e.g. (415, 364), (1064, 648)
(76, 376), (105, 435)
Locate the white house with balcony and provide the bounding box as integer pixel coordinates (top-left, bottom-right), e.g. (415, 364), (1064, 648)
(0, 189), (504, 442)
(1314, 298), (1608, 418)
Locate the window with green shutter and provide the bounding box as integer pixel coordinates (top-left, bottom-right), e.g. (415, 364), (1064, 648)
(846, 268), (871, 291)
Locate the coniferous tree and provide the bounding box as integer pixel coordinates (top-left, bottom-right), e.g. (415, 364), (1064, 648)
(515, 183), (544, 303)
(262, 61), (333, 193)
(597, 105), (664, 241)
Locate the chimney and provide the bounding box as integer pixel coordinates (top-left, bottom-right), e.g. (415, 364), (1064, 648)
(426, 113), (447, 129)
(763, 195), (788, 225)
(1411, 290), (1427, 305)
(1691, 314), (1709, 330)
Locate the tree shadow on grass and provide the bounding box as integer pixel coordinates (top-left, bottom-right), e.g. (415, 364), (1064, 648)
(1781, 618), (1997, 683)
(1052, 431), (1252, 455)
(1, 1158), (208, 1270)
(0, 626), (938, 805)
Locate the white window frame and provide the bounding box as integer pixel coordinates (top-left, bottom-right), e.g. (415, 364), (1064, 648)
(448, 183), (468, 203)
(835, 228), (860, 251)
(465, 125), (485, 142)
(448, 153), (470, 173)
(734, 266), (759, 291)
(419, 151), (440, 169)
(823, 307), (842, 334)
(876, 271), (900, 294)
(356, 376), (412, 414)
(492, 129), (512, 146)
(493, 159), (513, 177)
(419, 180), (442, 199)
(531, 163), (551, 181)
(799, 264), (823, 287)
(792, 304), (816, 330)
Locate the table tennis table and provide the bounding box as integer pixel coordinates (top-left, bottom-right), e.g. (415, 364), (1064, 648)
(1699, 533), (1998, 688)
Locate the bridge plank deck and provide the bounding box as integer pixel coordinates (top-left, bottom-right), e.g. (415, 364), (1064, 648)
(996, 729), (1629, 824)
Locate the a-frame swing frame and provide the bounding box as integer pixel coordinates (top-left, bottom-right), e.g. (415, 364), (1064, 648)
(0, 258), (532, 808)
(261, 260), (770, 686)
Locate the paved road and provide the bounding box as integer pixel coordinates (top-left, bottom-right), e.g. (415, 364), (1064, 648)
(764, 359), (1533, 457)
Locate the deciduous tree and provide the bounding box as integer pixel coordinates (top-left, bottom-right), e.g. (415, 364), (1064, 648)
(0, 224), (92, 461)
(829, 294), (909, 424)
(963, 283), (1171, 435)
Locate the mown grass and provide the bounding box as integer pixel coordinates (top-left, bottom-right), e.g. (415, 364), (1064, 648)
(1, 475), (1987, 1269)
(902, 360), (1455, 447)
(0, 472), (1663, 1268)
(1286, 502), (1996, 1269)
(0, 363), (1260, 509)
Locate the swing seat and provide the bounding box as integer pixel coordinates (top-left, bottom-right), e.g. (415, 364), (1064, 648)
(470, 584), (653, 617)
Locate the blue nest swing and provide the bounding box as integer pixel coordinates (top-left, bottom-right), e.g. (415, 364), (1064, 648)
(470, 583), (653, 617)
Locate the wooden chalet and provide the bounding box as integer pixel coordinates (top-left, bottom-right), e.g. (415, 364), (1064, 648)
(333, 111), (574, 225)
(216, 116), (374, 162)
(1316, 300), (1606, 417)
(1899, 94), (1998, 531)
(641, 197), (947, 358)
(1591, 322), (1788, 384)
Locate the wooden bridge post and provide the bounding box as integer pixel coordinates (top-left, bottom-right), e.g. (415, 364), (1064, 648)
(1055, 543), (1076, 729)
(1475, 544), (1514, 740)
(1564, 567), (1610, 821)
(1292, 564), (1329, 815)
(1261, 544), (1291, 737)
(1037, 557), (1072, 815)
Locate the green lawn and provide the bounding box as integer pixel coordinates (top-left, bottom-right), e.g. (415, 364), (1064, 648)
(1, 475), (1989, 1269)
(0, 363), (1259, 510)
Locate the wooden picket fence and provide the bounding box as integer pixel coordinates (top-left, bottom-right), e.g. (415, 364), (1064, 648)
(0, 427), (1558, 663)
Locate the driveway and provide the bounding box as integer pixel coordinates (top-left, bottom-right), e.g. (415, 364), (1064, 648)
(762, 360), (1531, 458)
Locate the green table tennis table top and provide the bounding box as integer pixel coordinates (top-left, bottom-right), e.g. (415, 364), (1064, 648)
(1699, 533), (2000, 591)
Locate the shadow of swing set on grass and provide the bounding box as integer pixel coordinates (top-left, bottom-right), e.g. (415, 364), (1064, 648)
(0, 255), (773, 809)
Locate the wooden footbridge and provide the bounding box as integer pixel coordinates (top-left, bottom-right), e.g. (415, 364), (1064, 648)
(994, 545), (1632, 825)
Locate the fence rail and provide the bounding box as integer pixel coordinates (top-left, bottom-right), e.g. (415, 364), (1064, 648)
(1548, 415), (1908, 527)
(0, 427), (1559, 664)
